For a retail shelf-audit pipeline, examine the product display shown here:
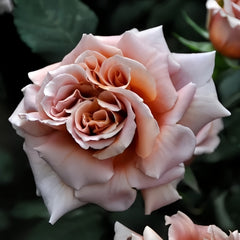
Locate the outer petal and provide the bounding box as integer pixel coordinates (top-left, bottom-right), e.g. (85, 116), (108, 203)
(143, 226), (163, 240)
(159, 83), (196, 125)
(179, 80), (230, 135)
(114, 222), (143, 240)
(195, 119), (223, 155)
(62, 34), (122, 65)
(137, 124), (196, 179)
(75, 170), (137, 211)
(135, 25), (170, 54)
(142, 179), (182, 215)
(28, 62), (60, 86)
(33, 131), (114, 190)
(23, 138), (84, 224)
(171, 52), (215, 90)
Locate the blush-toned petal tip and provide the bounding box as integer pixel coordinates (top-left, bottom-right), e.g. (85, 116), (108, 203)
(143, 226), (163, 240)
(142, 181), (182, 215)
(114, 222), (143, 240)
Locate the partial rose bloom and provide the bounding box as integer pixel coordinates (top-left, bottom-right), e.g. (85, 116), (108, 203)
(206, 0), (240, 58)
(0, 0), (13, 14)
(9, 26), (230, 223)
(114, 211), (240, 240)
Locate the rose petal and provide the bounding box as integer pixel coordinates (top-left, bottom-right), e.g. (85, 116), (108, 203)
(171, 52), (215, 90)
(100, 55), (157, 102)
(142, 179), (182, 215)
(137, 124), (195, 179)
(75, 170), (137, 211)
(9, 99), (53, 137)
(110, 88), (159, 158)
(194, 119), (223, 155)
(62, 34), (122, 65)
(28, 62), (60, 86)
(179, 80), (230, 135)
(117, 31), (177, 113)
(159, 83), (196, 125)
(114, 222), (143, 240)
(93, 96), (136, 159)
(23, 138), (84, 224)
(143, 226), (163, 240)
(33, 131), (114, 190)
(135, 25), (170, 54)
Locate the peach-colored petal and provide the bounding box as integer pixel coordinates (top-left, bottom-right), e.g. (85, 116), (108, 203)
(23, 139), (84, 224)
(93, 95), (136, 159)
(137, 124), (195, 179)
(99, 55), (157, 101)
(111, 88), (159, 158)
(32, 131), (114, 190)
(28, 62), (60, 86)
(114, 222), (143, 240)
(75, 170), (137, 211)
(62, 34), (122, 65)
(171, 52), (215, 90)
(142, 179), (182, 215)
(117, 31), (177, 113)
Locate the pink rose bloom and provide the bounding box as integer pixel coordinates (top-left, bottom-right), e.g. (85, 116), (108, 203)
(114, 211), (240, 240)
(165, 211), (240, 240)
(9, 26), (230, 223)
(206, 0), (240, 58)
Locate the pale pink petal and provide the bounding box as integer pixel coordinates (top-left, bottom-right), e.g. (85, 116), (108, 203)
(114, 222), (143, 240)
(110, 88), (159, 158)
(135, 25), (170, 54)
(137, 124), (195, 179)
(208, 225), (229, 240)
(195, 119), (223, 155)
(171, 52), (215, 90)
(93, 96), (136, 159)
(159, 83), (196, 125)
(62, 34), (122, 65)
(142, 179), (182, 215)
(22, 84), (40, 112)
(75, 170), (137, 211)
(117, 31), (177, 113)
(232, 2), (240, 18)
(143, 226), (163, 240)
(179, 80), (230, 135)
(95, 35), (122, 47)
(127, 161), (185, 190)
(28, 62), (60, 86)
(23, 139), (84, 224)
(8, 100), (53, 137)
(229, 230), (240, 240)
(32, 131), (114, 190)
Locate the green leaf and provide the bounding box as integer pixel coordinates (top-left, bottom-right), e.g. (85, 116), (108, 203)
(174, 33), (214, 52)
(214, 191), (235, 230)
(24, 205), (105, 240)
(218, 69), (240, 108)
(182, 11), (209, 39)
(11, 200), (49, 220)
(13, 0), (98, 63)
(183, 166), (200, 193)
(0, 148), (14, 184)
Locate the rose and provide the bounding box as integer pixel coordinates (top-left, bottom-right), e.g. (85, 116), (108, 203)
(9, 26), (230, 223)
(114, 211), (240, 240)
(206, 0), (240, 58)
